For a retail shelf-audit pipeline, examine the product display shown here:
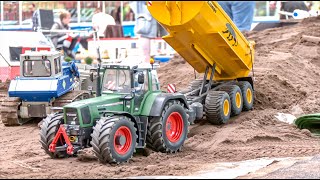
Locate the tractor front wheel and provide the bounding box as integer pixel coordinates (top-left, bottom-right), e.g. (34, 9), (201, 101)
(147, 100), (188, 153)
(39, 112), (67, 158)
(91, 116), (137, 164)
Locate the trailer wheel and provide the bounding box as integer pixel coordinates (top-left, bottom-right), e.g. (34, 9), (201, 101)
(91, 116), (137, 164)
(39, 112), (67, 158)
(236, 81), (254, 111)
(147, 100), (188, 153)
(218, 85), (243, 116)
(205, 91), (231, 125)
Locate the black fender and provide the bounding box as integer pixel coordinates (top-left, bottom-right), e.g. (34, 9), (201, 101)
(149, 93), (189, 117)
(237, 76), (254, 90)
(101, 111), (137, 126)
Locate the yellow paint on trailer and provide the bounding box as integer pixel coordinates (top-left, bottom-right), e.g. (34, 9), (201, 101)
(147, 1), (255, 81)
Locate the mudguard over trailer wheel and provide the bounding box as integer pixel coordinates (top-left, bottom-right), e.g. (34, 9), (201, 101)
(147, 100), (188, 153)
(205, 91), (231, 125)
(218, 85), (243, 116)
(91, 116), (137, 164)
(39, 112), (67, 158)
(236, 81), (254, 111)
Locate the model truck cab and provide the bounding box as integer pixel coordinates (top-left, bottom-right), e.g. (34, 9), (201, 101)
(20, 51), (62, 78)
(9, 51), (80, 102)
(3, 51), (84, 126)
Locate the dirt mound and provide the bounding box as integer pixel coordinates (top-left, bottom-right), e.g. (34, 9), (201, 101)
(157, 54), (202, 91)
(1, 17), (320, 178)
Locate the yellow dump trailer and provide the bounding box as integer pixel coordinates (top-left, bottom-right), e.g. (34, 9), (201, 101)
(147, 1), (255, 81)
(148, 1), (255, 125)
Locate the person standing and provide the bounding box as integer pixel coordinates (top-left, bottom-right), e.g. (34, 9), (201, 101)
(217, 1), (256, 33)
(92, 9), (116, 38)
(31, 3), (39, 31)
(110, 1), (121, 24)
(134, 1), (158, 62)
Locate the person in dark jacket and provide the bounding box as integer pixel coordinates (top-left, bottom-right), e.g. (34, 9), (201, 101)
(50, 10), (72, 48)
(50, 10), (88, 58)
(111, 2), (135, 25)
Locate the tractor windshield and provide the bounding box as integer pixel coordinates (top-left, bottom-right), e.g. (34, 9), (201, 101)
(23, 60), (51, 77)
(102, 69), (131, 93)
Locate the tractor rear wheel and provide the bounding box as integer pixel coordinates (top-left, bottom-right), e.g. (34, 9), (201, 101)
(218, 85), (243, 116)
(39, 112), (67, 158)
(91, 116), (137, 164)
(236, 81), (254, 111)
(147, 100), (188, 153)
(205, 91), (231, 125)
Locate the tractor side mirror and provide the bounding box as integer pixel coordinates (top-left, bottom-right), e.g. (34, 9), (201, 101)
(90, 72), (94, 82)
(138, 73), (144, 84)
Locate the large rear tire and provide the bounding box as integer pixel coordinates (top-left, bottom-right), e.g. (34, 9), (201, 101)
(91, 116), (137, 164)
(205, 91), (231, 125)
(236, 81), (254, 111)
(39, 112), (67, 158)
(218, 85), (243, 116)
(147, 100), (188, 153)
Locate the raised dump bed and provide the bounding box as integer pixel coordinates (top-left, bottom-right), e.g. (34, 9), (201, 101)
(147, 1), (255, 81)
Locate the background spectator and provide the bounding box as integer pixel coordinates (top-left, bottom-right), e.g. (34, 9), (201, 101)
(218, 1), (256, 33)
(50, 10), (72, 48)
(31, 3), (39, 31)
(92, 9), (116, 38)
(50, 10), (88, 58)
(123, 2), (135, 22)
(110, 2), (135, 25)
(135, 1), (158, 62)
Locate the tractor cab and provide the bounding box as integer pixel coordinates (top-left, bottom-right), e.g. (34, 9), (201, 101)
(20, 51), (62, 78)
(101, 61), (161, 96)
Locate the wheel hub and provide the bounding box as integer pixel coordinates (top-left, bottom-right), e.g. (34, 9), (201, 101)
(223, 99), (230, 116)
(113, 126), (132, 155)
(235, 92), (242, 108)
(246, 88), (252, 104)
(115, 135), (126, 146)
(166, 123), (172, 130)
(166, 112), (184, 143)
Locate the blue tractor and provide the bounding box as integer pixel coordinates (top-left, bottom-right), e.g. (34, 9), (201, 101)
(0, 51), (92, 126)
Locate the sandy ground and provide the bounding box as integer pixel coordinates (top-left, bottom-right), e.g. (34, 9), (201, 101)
(1, 16), (320, 178)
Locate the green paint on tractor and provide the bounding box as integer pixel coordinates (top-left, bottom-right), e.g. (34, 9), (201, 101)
(40, 61), (191, 163)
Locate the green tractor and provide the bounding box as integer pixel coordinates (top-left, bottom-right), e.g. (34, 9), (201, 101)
(39, 60), (192, 163)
